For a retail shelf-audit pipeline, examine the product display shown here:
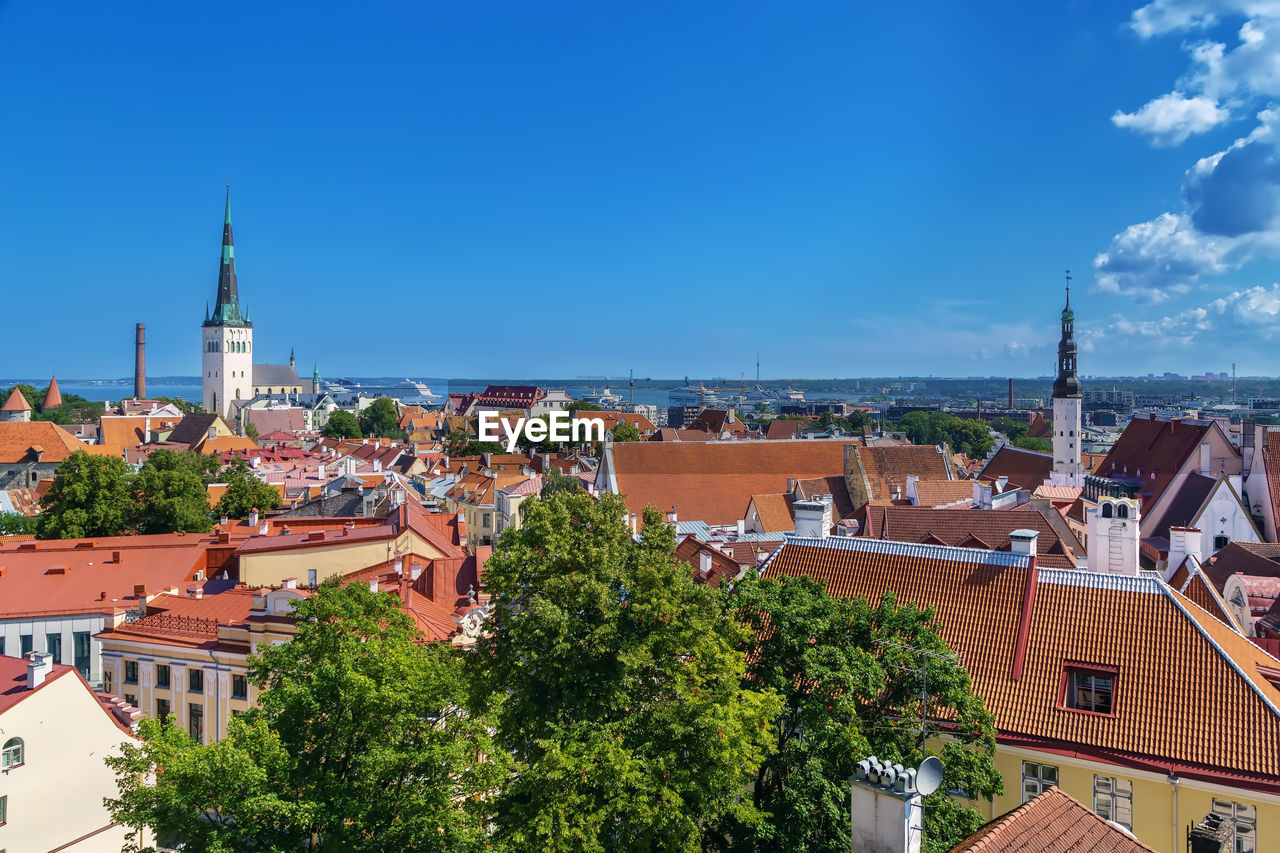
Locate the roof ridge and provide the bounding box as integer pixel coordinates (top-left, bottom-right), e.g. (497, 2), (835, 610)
(1160, 581), (1280, 721)
(779, 534), (1031, 568)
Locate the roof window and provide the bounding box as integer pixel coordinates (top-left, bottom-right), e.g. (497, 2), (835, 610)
(1059, 662), (1118, 716)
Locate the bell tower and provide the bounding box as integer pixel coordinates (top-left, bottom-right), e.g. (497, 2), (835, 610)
(1048, 274), (1083, 488)
(201, 186), (254, 417)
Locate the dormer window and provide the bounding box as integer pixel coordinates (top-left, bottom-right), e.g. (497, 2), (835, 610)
(1061, 663), (1117, 715)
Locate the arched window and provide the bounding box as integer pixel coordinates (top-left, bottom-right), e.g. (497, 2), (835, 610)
(1116, 504), (1129, 519)
(2, 736), (23, 768)
(1101, 502), (1113, 519)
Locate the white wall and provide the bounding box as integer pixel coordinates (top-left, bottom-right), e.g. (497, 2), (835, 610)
(0, 667), (138, 851)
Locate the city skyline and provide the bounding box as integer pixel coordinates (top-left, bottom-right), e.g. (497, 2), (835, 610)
(4, 1), (1280, 378)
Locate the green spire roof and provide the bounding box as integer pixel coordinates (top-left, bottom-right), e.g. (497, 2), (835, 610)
(205, 185), (250, 328)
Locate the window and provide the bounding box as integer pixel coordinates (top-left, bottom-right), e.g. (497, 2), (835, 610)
(156, 664), (171, 689)
(124, 692), (137, 706)
(45, 632), (63, 664)
(1213, 799), (1257, 853)
(1093, 775), (1132, 830)
(1, 737), (22, 769)
(1215, 535), (1230, 551)
(1063, 665), (1116, 715)
(19, 634), (32, 657)
(189, 668), (204, 693)
(189, 703), (204, 743)
(232, 674), (247, 700)
(1022, 761), (1059, 802)
(156, 698), (171, 723)
(73, 631), (90, 677)
(124, 659), (138, 684)
(0, 794), (6, 825)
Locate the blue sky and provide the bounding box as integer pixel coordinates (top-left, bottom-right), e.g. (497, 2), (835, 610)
(3, 0), (1279, 379)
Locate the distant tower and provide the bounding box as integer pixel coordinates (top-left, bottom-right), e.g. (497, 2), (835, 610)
(312, 362), (321, 394)
(134, 323), (147, 400)
(201, 186), (254, 417)
(1, 387), (31, 422)
(1048, 279), (1084, 488)
(289, 347), (295, 369)
(43, 376), (62, 411)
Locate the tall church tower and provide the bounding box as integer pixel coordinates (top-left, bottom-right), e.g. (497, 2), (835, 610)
(201, 187), (253, 417)
(1048, 283), (1084, 487)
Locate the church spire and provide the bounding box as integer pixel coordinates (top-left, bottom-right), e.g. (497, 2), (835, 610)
(205, 185), (250, 327)
(1053, 272), (1081, 398)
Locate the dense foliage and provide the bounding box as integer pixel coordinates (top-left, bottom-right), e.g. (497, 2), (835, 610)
(320, 409), (361, 439)
(472, 492), (780, 851)
(1012, 435), (1052, 453)
(357, 397), (401, 438)
(106, 579), (504, 852)
(38, 453), (142, 538)
(214, 458), (282, 519)
(721, 575), (1001, 853)
(897, 411), (994, 458)
(611, 420), (641, 442)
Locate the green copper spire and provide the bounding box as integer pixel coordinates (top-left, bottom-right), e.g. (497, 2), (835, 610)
(205, 184), (250, 328)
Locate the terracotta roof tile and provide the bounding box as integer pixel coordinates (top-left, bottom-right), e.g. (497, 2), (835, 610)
(861, 505), (1077, 568)
(851, 445), (953, 505)
(0, 422), (92, 464)
(1, 387), (31, 412)
(607, 440), (848, 526)
(951, 786), (1156, 852)
(979, 445), (1052, 490)
(762, 536), (1280, 789)
(751, 493), (795, 532)
(1097, 416), (1237, 512)
(912, 479), (976, 508)
(1264, 432), (1280, 539)
(765, 420), (802, 440)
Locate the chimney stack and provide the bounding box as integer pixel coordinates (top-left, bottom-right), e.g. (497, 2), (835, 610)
(1008, 378), (1014, 409)
(134, 323), (146, 400)
(848, 755), (929, 853)
(1009, 529), (1039, 558)
(27, 652), (54, 690)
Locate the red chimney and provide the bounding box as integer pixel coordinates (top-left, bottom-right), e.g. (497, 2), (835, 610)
(134, 323), (146, 400)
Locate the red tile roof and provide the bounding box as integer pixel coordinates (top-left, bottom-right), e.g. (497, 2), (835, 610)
(1264, 432), (1280, 539)
(951, 786), (1156, 852)
(850, 444), (953, 505)
(0, 422), (91, 464)
(762, 536), (1280, 791)
(764, 420), (802, 440)
(911, 479), (976, 508)
(1, 387), (30, 412)
(1167, 558), (1240, 630)
(673, 536), (740, 587)
(861, 505), (1077, 568)
(979, 445), (1052, 491)
(607, 440), (849, 526)
(750, 493), (795, 532)
(0, 534), (213, 618)
(1097, 416), (1234, 512)
(42, 376), (62, 409)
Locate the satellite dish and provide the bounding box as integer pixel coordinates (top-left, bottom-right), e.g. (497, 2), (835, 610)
(915, 756), (944, 796)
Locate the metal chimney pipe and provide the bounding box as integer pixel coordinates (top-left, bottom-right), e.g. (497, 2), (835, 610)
(134, 323), (147, 399)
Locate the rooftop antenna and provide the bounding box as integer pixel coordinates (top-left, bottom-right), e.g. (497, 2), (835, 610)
(756, 353), (760, 383)
(876, 639), (961, 752)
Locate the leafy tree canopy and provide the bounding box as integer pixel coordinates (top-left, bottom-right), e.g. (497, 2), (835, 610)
(215, 458), (282, 519)
(721, 574), (1002, 853)
(472, 492), (780, 851)
(36, 452), (135, 539)
(988, 416), (1028, 442)
(566, 400), (602, 415)
(1012, 435), (1052, 453)
(898, 412), (994, 458)
(131, 454), (213, 535)
(358, 397), (401, 439)
(0, 511), (37, 535)
(611, 420), (641, 442)
(106, 579), (504, 852)
(321, 409), (361, 439)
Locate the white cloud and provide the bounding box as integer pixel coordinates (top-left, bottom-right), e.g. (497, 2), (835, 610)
(1094, 283), (1280, 348)
(1092, 212), (1236, 301)
(1129, 0), (1224, 38)
(1112, 92), (1229, 145)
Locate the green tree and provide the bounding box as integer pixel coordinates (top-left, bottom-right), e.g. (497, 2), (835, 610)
(321, 409), (361, 439)
(243, 420), (260, 440)
(566, 400), (602, 416)
(36, 451), (135, 539)
(1012, 435), (1052, 453)
(105, 579), (504, 852)
(0, 512), (37, 535)
(540, 467), (583, 496)
(358, 397), (400, 438)
(131, 452), (213, 535)
(898, 412), (992, 459)
(215, 458), (282, 519)
(988, 417), (1028, 442)
(611, 420), (641, 442)
(472, 492), (780, 851)
(721, 575), (1002, 853)
(460, 440), (506, 456)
